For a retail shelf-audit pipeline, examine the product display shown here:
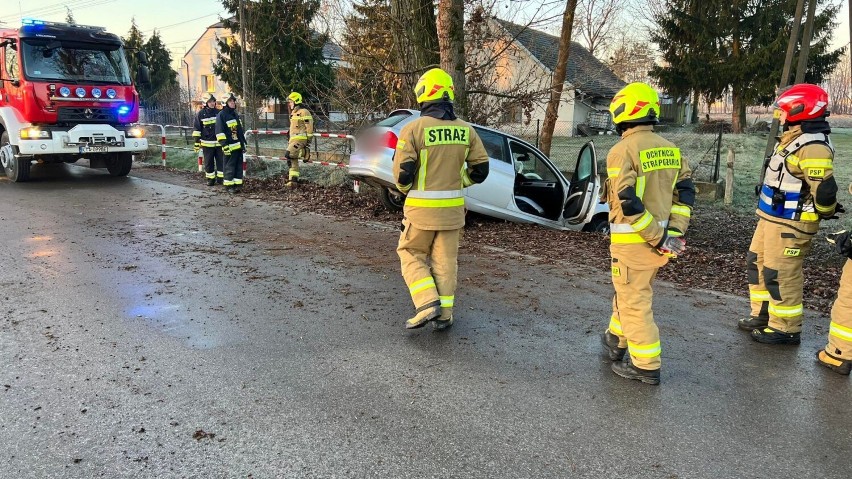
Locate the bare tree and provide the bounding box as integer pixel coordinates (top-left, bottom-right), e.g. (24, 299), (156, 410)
(391, 0), (440, 106)
(825, 48), (851, 115)
(539, 0), (579, 157)
(437, 0), (467, 117)
(574, 0), (621, 57)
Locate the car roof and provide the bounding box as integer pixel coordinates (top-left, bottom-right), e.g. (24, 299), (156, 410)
(384, 109), (541, 153)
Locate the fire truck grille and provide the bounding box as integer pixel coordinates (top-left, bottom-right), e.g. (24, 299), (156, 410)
(57, 107), (118, 123)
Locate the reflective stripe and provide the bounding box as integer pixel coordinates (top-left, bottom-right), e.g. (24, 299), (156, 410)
(610, 220), (667, 233)
(405, 197), (465, 208)
(200, 140), (218, 147)
(289, 170), (300, 177)
(610, 232), (647, 244)
(229, 143), (242, 151)
(829, 321), (852, 341)
(410, 277), (436, 295)
(216, 133), (227, 140)
(608, 315), (623, 335)
(607, 167), (621, 178)
(798, 158), (832, 169)
(291, 135), (309, 140)
(816, 202), (836, 213)
(631, 211), (654, 232)
(671, 205), (691, 218)
(223, 180), (235, 186)
(233, 178), (243, 185)
(205, 172), (215, 179)
(417, 150), (428, 191)
(628, 340), (661, 358)
(440, 296), (454, 307)
(291, 115), (313, 121)
(636, 176), (646, 199)
(800, 212), (818, 221)
(192, 131), (201, 137)
(201, 118), (216, 125)
(769, 303), (803, 318)
(226, 119), (239, 127)
(406, 190), (463, 199)
(750, 290), (771, 302)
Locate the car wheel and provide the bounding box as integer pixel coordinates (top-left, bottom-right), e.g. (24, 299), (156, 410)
(107, 152), (133, 177)
(381, 187), (405, 211)
(584, 214), (610, 234)
(1, 131), (31, 182)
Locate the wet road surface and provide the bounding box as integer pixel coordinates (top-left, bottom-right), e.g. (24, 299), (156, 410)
(1, 163), (850, 478)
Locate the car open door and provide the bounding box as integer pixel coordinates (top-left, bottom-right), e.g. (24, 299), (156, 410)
(562, 141), (600, 225)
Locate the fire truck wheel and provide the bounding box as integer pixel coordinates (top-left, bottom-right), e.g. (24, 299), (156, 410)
(107, 152), (133, 177)
(1, 131), (30, 182)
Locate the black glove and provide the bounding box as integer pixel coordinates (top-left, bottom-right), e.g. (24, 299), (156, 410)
(828, 230), (852, 258)
(836, 203), (846, 214)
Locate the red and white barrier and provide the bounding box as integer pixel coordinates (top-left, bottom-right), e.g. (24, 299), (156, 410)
(137, 123), (167, 166)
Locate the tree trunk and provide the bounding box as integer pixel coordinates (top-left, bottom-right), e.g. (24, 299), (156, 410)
(731, 86), (746, 134)
(391, 0), (440, 107)
(437, 0), (466, 118)
(539, 0), (579, 157)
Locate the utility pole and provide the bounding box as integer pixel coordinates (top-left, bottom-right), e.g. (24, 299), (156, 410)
(239, 0), (251, 128)
(760, 0), (806, 185)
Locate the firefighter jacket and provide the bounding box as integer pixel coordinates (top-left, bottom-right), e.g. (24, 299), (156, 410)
(392, 115), (489, 230)
(606, 125), (695, 269)
(757, 125), (837, 231)
(192, 106), (220, 147)
(289, 106), (314, 142)
(215, 106), (246, 153)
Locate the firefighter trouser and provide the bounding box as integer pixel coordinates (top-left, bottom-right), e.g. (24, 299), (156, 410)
(287, 140), (309, 181)
(825, 259), (852, 360)
(203, 146), (224, 181)
(606, 257), (661, 370)
(397, 219), (459, 319)
(223, 149), (244, 186)
(747, 219), (813, 333)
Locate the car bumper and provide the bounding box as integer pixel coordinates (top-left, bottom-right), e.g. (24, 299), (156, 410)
(348, 150), (395, 187)
(17, 124), (148, 156)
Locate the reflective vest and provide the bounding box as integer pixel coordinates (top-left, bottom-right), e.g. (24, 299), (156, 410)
(192, 107), (220, 147)
(758, 133), (833, 222)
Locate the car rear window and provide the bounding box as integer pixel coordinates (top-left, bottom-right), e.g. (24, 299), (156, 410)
(375, 112), (412, 128)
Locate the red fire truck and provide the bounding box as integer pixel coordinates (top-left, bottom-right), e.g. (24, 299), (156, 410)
(0, 19), (150, 182)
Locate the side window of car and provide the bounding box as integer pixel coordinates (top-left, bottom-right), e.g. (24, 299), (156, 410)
(4, 44), (18, 81)
(509, 141), (558, 182)
(474, 127), (509, 163)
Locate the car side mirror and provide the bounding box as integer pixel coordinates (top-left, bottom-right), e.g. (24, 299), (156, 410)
(136, 50), (149, 65)
(136, 65), (150, 86)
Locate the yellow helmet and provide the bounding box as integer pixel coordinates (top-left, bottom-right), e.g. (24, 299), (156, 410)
(414, 68), (454, 104)
(609, 82), (660, 125)
(288, 92), (303, 105)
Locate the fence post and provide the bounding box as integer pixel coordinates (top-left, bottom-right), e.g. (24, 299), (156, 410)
(724, 146), (735, 206)
(713, 123), (723, 183)
(536, 119), (540, 148)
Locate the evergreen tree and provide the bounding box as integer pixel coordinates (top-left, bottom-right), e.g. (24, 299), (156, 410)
(122, 18), (145, 82)
(651, 0), (844, 132)
(140, 30), (179, 107)
(214, 0), (334, 107)
(65, 8), (76, 25)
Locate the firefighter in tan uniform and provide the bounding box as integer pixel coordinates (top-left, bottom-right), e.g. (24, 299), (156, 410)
(818, 181), (852, 376)
(393, 68), (489, 330)
(738, 84), (840, 345)
(600, 82), (695, 385)
(285, 92), (314, 187)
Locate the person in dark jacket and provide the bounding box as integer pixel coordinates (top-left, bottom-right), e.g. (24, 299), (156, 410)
(215, 93), (247, 194)
(192, 95), (223, 186)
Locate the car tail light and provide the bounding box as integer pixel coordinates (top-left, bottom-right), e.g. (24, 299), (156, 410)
(384, 131), (398, 150)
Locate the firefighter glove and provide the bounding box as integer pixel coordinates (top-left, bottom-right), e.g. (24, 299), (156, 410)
(657, 235), (686, 258)
(222, 144), (231, 154)
(193, 141), (201, 153)
(828, 230), (852, 258)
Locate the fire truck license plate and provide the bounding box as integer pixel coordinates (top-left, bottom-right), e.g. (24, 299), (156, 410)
(79, 146), (109, 153)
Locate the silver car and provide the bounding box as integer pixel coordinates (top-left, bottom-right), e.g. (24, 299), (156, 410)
(348, 110), (609, 232)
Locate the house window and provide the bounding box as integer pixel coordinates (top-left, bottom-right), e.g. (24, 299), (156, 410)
(201, 75), (215, 93)
(500, 102), (523, 124)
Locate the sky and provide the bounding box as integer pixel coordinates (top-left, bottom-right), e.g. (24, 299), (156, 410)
(1, 0), (849, 72)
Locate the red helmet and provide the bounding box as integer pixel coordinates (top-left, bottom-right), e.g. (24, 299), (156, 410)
(774, 83), (829, 123)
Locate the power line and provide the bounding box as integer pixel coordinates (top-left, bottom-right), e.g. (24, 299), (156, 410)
(0, 0), (116, 21)
(143, 12), (224, 34)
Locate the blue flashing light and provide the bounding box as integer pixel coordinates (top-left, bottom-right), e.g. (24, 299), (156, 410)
(22, 18), (45, 26)
(59, 86), (71, 97)
(118, 105), (131, 116)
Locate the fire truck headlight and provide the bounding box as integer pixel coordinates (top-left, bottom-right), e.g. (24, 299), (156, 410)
(127, 127), (144, 138)
(20, 128), (51, 140)
(75, 87), (86, 98)
(59, 87), (71, 97)
(92, 88), (102, 99)
(106, 89), (117, 99)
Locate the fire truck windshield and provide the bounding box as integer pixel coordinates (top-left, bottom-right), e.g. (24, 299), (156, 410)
(21, 39), (132, 85)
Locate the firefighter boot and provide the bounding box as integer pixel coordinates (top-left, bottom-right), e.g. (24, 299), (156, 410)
(207, 178), (216, 186)
(611, 359), (660, 385)
(817, 350), (852, 376)
(601, 330), (627, 361)
(751, 326), (801, 345)
(738, 316), (769, 332)
(432, 310), (454, 331)
(405, 302), (441, 329)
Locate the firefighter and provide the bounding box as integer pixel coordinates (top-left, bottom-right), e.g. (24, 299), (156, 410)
(285, 92), (314, 187)
(215, 93), (247, 194)
(738, 84), (840, 345)
(600, 82), (695, 385)
(192, 94), (223, 186)
(819, 220), (852, 376)
(393, 68), (489, 330)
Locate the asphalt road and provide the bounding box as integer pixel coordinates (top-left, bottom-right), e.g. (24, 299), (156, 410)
(1, 163), (850, 478)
